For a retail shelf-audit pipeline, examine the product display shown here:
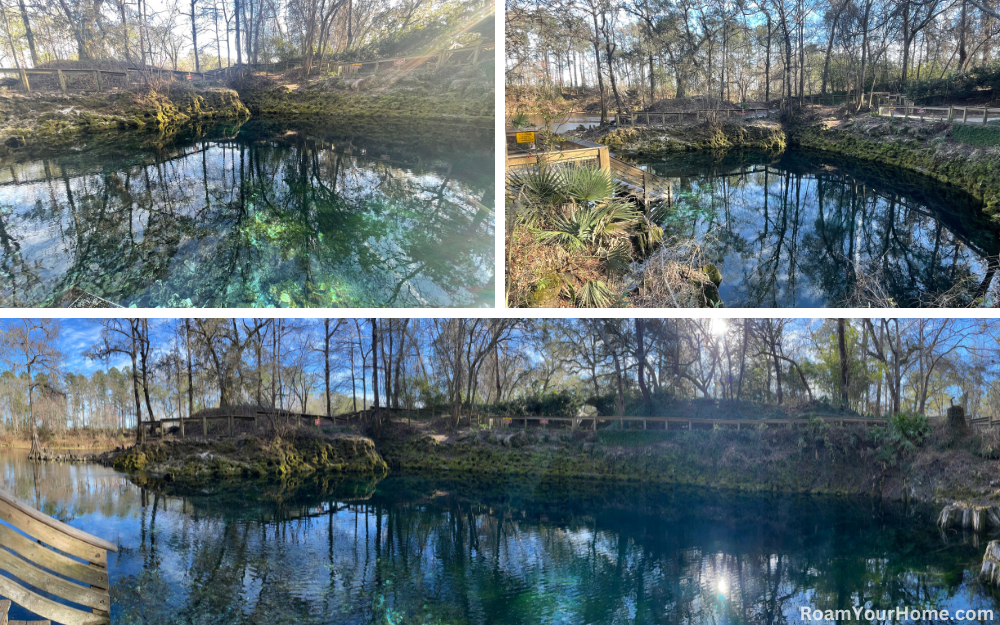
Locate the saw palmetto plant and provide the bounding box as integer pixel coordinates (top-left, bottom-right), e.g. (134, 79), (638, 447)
(507, 164), (658, 307)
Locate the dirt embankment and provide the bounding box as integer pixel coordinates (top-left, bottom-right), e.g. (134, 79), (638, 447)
(107, 431), (388, 484)
(235, 62), (493, 121)
(376, 419), (1000, 508)
(788, 113), (1000, 218)
(0, 84), (249, 155)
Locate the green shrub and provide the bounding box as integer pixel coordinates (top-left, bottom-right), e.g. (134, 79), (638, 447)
(597, 430), (672, 447)
(869, 412), (930, 466)
(950, 124), (1000, 147)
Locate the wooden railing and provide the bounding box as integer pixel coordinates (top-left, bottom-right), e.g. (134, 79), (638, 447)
(878, 104), (1000, 123)
(0, 42), (494, 92)
(610, 157), (673, 207)
(486, 414), (887, 431)
(505, 131), (672, 207)
(213, 41), (495, 78)
(618, 108), (773, 126)
(0, 489), (117, 625)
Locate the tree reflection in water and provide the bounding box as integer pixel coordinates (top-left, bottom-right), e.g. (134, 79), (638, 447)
(0, 120), (494, 308)
(3, 450), (999, 624)
(646, 150), (1000, 308)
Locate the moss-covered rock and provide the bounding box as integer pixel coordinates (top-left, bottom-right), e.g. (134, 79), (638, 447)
(598, 120), (786, 158)
(0, 86), (249, 154)
(790, 117), (1000, 218)
(111, 432), (387, 484)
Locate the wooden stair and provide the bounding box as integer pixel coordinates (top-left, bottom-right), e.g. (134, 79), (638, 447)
(0, 599), (52, 625)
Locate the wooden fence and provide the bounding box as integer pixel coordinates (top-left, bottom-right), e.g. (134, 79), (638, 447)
(0, 42), (494, 93)
(878, 104), (1000, 123)
(0, 488), (117, 625)
(486, 414), (887, 431)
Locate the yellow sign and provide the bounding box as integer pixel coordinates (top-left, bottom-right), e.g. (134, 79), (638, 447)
(515, 132), (535, 143)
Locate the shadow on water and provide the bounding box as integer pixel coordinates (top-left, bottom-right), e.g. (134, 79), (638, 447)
(0, 118), (494, 308)
(4, 446), (1000, 624)
(642, 149), (1000, 308)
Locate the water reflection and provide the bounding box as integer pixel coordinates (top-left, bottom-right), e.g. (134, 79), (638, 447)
(2, 450), (999, 624)
(0, 119), (494, 308)
(644, 150), (999, 307)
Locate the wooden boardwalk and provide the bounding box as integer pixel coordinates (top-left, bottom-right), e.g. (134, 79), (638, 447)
(505, 131), (673, 207)
(0, 489), (116, 625)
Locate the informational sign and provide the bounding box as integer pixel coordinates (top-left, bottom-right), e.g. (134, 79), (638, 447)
(352, 64), (362, 68)
(540, 419), (549, 425)
(186, 74), (192, 80)
(394, 58), (406, 66)
(515, 131), (535, 144)
(502, 418), (512, 425)
(315, 419), (321, 426)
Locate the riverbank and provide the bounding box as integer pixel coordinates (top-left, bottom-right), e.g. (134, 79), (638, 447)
(234, 61), (493, 121)
(0, 84), (249, 155)
(788, 111), (1000, 218)
(375, 417), (1000, 508)
(107, 430), (388, 483)
(591, 119), (786, 158)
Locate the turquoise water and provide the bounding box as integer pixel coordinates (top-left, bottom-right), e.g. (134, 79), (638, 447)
(2, 448), (999, 624)
(0, 119), (494, 307)
(642, 150), (998, 307)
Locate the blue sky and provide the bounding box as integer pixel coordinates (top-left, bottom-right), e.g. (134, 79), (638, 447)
(0, 319), (175, 375)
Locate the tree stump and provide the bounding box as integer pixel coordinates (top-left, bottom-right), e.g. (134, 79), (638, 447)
(982, 540), (1000, 584)
(939, 503), (1000, 532)
(948, 405), (968, 435)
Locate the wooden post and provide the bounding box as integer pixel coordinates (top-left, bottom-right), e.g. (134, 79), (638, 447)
(19, 68), (29, 92)
(229, 415), (233, 437)
(202, 415), (207, 437)
(253, 415), (257, 432)
(985, 108), (989, 124)
(948, 105), (954, 121)
(57, 69), (67, 93)
(688, 420), (692, 430)
(643, 419), (647, 430)
(596, 145), (610, 173)
(124, 69), (130, 88)
(437, 50), (446, 68)
(180, 417), (185, 437)
(472, 43), (481, 64)
(94, 70), (103, 92)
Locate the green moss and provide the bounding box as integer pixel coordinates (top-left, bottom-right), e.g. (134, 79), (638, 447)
(791, 120), (1000, 217)
(599, 121), (786, 158)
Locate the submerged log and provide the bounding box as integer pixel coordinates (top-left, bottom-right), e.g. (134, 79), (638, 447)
(939, 503), (1000, 532)
(982, 540), (1000, 584)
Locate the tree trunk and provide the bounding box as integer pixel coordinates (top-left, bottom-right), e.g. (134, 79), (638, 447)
(838, 318), (849, 409)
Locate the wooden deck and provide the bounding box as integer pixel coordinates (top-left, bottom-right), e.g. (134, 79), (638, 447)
(505, 130), (673, 207)
(0, 489), (117, 625)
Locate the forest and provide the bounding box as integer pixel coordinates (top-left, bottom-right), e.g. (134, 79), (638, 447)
(2, 0), (491, 71)
(0, 317), (996, 439)
(505, 0), (1000, 115)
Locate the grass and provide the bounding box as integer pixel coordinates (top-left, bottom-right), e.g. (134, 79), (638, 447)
(950, 123), (1000, 147)
(597, 430), (673, 446)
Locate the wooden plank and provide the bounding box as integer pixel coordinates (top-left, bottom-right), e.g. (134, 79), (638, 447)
(0, 575), (107, 625)
(0, 524), (108, 589)
(0, 489), (116, 556)
(0, 548), (110, 611)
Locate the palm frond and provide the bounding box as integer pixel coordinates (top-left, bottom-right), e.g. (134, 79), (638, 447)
(561, 165), (616, 203)
(575, 279), (615, 308)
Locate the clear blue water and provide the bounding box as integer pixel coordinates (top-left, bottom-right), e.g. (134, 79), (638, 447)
(0, 119), (494, 308)
(642, 150), (998, 307)
(2, 448), (999, 624)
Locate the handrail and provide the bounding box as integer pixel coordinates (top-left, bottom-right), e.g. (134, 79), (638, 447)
(0, 488), (116, 553)
(0, 488), (116, 625)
